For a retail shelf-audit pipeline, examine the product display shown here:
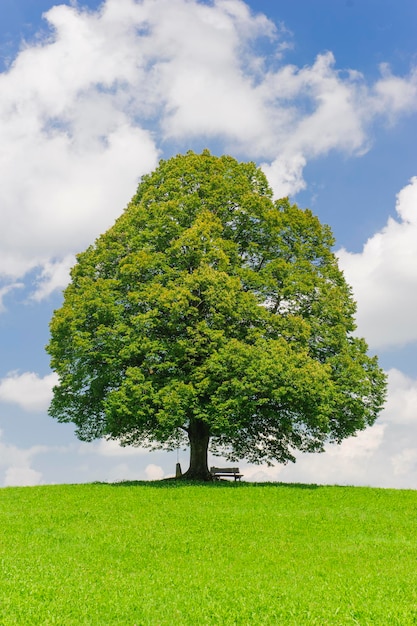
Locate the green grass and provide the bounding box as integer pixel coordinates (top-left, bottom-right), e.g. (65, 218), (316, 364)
(1, 481), (417, 625)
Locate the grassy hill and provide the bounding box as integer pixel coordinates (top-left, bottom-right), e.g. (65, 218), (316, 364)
(1, 480), (416, 625)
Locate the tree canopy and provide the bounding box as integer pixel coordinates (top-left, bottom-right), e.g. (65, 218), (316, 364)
(47, 150), (387, 480)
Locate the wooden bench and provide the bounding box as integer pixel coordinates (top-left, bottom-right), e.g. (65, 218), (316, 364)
(210, 466), (243, 481)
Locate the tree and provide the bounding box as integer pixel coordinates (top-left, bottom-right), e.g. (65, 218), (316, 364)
(47, 150), (386, 480)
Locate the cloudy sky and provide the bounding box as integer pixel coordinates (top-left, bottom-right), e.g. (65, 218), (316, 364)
(0, 0), (417, 488)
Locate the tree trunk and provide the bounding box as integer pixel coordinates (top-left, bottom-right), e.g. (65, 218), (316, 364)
(181, 419), (212, 481)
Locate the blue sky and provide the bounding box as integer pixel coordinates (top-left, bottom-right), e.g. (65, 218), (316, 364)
(0, 0), (417, 488)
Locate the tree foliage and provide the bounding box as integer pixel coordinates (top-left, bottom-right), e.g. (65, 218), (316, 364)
(47, 151), (386, 479)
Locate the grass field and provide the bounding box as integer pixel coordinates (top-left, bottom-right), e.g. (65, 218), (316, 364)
(0, 480), (416, 625)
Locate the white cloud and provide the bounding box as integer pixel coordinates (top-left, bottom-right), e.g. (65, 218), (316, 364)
(0, 430), (51, 466)
(150, 0), (275, 142)
(0, 0), (160, 287)
(260, 55), (417, 196)
(391, 448), (417, 477)
(338, 177), (417, 349)
(326, 424), (386, 459)
(4, 466), (43, 487)
(382, 369), (417, 425)
(372, 64), (417, 120)
(31, 255), (75, 301)
(0, 0), (416, 300)
(0, 429), (49, 486)
(261, 153), (307, 197)
(105, 462), (139, 482)
(0, 283), (23, 312)
(0, 371), (58, 411)
(145, 463), (165, 480)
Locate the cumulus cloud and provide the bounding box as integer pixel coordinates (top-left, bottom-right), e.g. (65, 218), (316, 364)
(0, 431), (42, 467)
(382, 369), (417, 425)
(1, 0), (416, 302)
(0, 429), (49, 486)
(373, 64), (417, 120)
(0, 0), (160, 286)
(0, 371), (58, 411)
(4, 466), (43, 487)
(326, 424), (386, 459)
(391, 448), (417, 477)
(338, 177), (417, 349)
(31, 255), (75, 301)
(145, 463), (165, 480)
(260, 56), (417, 196)
(105, 463), (140, 482)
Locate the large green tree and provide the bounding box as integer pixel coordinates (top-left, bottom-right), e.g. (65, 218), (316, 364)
(47, 151), (386, 480)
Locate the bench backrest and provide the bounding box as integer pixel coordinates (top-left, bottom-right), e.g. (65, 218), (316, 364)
(210, 467), (240, 474)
